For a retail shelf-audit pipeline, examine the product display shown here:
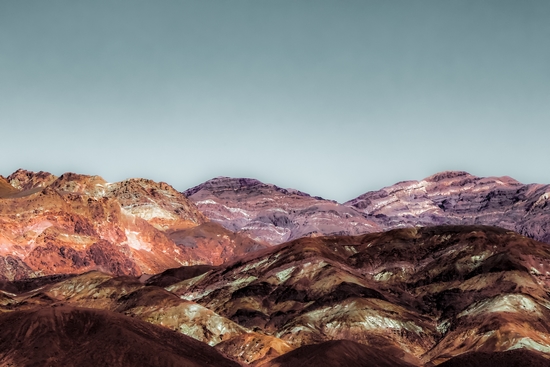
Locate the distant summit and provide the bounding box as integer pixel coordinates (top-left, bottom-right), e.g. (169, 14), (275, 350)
(184, 171), (550, 246)
(184, 176), (379, 245)
(346, 170), (550, 243)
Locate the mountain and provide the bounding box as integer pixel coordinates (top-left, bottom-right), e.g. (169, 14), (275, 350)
(184, 176), (380, 245)
(0, 225), (549, 365)
(346, 171), (550, 244)
(166, 225), (550, 365)
(0, 268), (292, 365)
(0, 169), (264, 280)
(184, 172), (550, 248)
(0, 305), (240, 367)
(5, 169), (550, 365)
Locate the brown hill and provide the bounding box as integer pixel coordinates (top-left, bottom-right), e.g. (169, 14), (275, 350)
(268, 339), (416, 367)
(436, 349), (550, 367)
(168, 225), (550, 365)
(0, 269), (288, 364)
(0, 305), (240, 367)
(0, 225), (549, 365)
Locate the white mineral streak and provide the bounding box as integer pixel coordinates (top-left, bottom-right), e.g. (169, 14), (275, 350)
(506, 337), (550, 353)
(458, 294), (543, 318)
(470, 251), (492, 263)
(284, 301), (424, 340)
(374, 271), (393, 282)
(274, 266), (296, 283)
(180, 288), (213, 301)
(27, 221), (54, 235)
(166, 271), (210, 293)
(125, 230), (151, 252)
(129, 205), (177, 221)
(241, 256), (278, 272)
(180, 275), (257, 301)
(436, 320), (450, 334)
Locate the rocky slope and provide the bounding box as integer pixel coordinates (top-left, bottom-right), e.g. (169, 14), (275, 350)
(184, 177), (380, 245)
(165, 225), (550, 365)
(0, 269), (292, 365)
(346, 171), (550, 244)
(0, 305), (240, 367)
(0, 225), (550, 365)
(267, 339), (416, 367)
(184, 172), (550, 248)
(436, 349), (550, 367)
(7, 168), (58, 191)
(0, 176), (19, 198)
(0, 169), (264, 279)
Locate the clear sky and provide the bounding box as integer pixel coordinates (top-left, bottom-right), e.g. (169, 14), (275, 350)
(1, 0), (549, 202)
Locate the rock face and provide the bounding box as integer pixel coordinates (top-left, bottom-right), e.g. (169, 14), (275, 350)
(6, 168), (58, 191)
(346, 171), (550, 245)
(184, 177), (380, 245)
(0, 170), (264, 279)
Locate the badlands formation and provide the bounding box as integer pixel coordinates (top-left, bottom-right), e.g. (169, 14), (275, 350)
(1, 168), (550, 366)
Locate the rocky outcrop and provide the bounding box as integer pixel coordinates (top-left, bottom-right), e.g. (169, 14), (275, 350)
(184, 177), (380, 245)
(6, 168), (58, 191)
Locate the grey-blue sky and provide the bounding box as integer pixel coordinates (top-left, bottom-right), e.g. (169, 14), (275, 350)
(1, 0), (549, 202)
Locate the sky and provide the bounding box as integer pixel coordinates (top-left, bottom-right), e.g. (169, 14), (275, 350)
(1, 0), (549, 202)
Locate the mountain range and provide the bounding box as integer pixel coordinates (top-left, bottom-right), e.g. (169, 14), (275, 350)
(185, 171), (550, 246)
(2, 168), (550, 366)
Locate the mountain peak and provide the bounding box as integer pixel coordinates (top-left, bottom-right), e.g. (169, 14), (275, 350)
(184, 176), (312, 200)
(7, 169), (57, 191)
(423, 170), (475, 182)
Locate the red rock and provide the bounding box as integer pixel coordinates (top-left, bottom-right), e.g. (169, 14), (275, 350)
(0, 170), (262, 279)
